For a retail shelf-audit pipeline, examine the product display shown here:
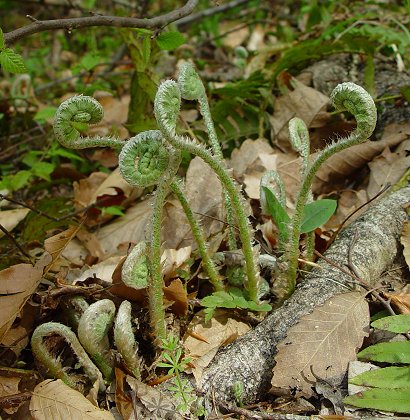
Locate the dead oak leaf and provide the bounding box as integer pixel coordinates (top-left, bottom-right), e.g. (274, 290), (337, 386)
(271, 292), (369, 398)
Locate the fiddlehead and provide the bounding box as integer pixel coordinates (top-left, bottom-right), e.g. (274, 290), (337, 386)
(154, 80), (260, 303)
(114, 300), (141, 379)
(288, 117), (310, 175)
(282, 82), (377, 299)
(54, 95), (125, 150)
(122, 241), (149, 290)
(154, 80), (181, 139)
(178, 61), (237, 250)
(118, 130), (181, 188)
(60, 295), (89, 331)
(31, 322), (104, 392)
(260, 170), (286, 211)
(330, 82), (377, 140)
(77, 299), (116, 381)
(177, 61), (205, 101)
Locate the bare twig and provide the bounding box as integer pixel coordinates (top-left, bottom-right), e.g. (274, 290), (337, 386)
(175, 0), (250, 28)
(0, 224), (33, 263)
(4, 0), (198, 46)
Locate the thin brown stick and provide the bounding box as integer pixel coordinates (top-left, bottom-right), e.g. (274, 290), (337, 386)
(0, 224), (33, 263)
(4, 0), (198, 46)
(327, 183), (391, 247)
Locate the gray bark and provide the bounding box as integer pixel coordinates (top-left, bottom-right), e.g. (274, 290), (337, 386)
(199, 186), (410, 404)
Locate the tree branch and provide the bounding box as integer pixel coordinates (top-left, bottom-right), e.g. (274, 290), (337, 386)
(4, 0), (198, 46)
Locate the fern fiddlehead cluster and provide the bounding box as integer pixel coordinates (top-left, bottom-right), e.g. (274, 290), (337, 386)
(32, 299), (141, 389)
(53, 82), (226, 341)
(154, 77), (261, 303)
(262, 82), (377, 301)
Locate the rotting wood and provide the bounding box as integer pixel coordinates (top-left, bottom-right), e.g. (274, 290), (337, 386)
(199, 186), (410, 404)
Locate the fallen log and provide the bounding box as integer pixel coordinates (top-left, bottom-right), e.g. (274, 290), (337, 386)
(199, 186), (410, 404)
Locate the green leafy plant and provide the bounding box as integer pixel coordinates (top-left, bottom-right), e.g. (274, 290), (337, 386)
(344, 314), (410, 414)
(260, 83), (376, 302)
(0, 27), (27, 74)
(201, 288), (272, 322)
(158, 335), (201, 414)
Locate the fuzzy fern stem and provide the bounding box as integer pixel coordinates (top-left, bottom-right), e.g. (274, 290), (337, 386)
(283, 82), (377, 298)
(178, 62), (237, 251)
(170, 179), (224, 291)
(154, 80), (260, 302)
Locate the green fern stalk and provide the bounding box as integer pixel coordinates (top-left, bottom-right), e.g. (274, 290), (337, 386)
(283, 82), (377, 297)
(170, 179), (223, 291)
(178, 62), (237, 250)
(154, 80), (260, 302)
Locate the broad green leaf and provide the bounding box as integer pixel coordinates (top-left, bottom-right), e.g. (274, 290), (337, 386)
(0, 28), (5, 50)
(34, 106), (57, 122)
(357, 341), (410, 364)
(156, 31), (186, 50)
(31, 162), (55, 181)
(371, 314), (410, 333)
(0, 49), (27, 73)
(344, 388), (410, 413)
(350, 366), (410, 389)
(300, 199), (337, 233)
(79, 53), (102, 71)
(10, 170), (32, 191)
(262, 186), (290, 241)
(47, 147), (84, 162)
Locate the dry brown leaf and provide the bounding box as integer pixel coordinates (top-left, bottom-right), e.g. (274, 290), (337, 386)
(0, 374), (20, 398)
(0, 256), (48, 341)
(401, 221), (410, 270)
(97, 197), (153, 254)
(161, 246), (192, 280)
(74, 172), (108, 209)
(163, 278), (188, 316)
(183, 309), (250, 383)
(124, 375), (182, 419)
(29, 379), (114, 419)
(44, 225), (81, 273)
(219, 22), (249, 48)
(0, 209), (30, 238)
(313, 122), (410, 195)
(72, 255), (123, 284)
(271, 292), (369, 397)
(367, 147), (410, 197)
(229, 138), (302, 206)
(162, 157), (224, 250)
(0, 303), (39, 363)
(91, 168), (132, 201)
(383, 287), (410, 315)
(269, 79), (329, 148)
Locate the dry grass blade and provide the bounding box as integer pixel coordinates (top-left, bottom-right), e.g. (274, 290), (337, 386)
(271, 292), (369, 397)
(29, 379), (114, 419)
